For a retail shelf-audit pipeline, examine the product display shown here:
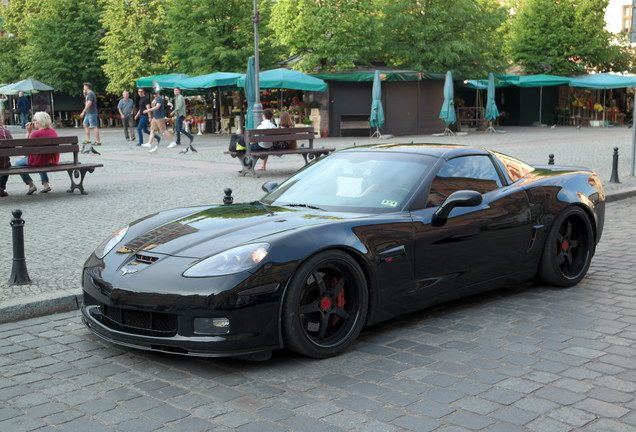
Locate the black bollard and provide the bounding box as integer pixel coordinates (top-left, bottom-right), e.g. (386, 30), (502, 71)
(609, 147), (620, 184)
(9, 209), (32, 285)
(548, 154), (555, 165)
(223, 188), (234, 205)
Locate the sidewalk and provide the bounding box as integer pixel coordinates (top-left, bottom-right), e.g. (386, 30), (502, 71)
(1, 124), (635, 323)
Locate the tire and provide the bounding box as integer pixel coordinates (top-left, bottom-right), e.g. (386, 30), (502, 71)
(282, 250), (368, 358)
(538, 206), (595, 287)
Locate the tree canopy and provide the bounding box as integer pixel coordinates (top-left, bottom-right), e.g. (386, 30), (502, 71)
(507, 0), (634, 75)
(0, 0), (635, 94)
(269, 0), (382, 72)
(375, 0), (509, 77)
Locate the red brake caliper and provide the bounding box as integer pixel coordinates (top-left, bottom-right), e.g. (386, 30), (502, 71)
(329, 277), (346, 326)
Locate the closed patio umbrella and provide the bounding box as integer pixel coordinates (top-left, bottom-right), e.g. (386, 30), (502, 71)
(485, 73), (500, 133)
(439, 71), (456, 135)
(370, 70), (385, 138)
(245, 58), (257, 131)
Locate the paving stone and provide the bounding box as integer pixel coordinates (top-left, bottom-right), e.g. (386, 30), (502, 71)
(392, 414), (441, 432)
(489, 406), (538, 425)
(548, 406), (597, 427)
(444, 411), (495, 430)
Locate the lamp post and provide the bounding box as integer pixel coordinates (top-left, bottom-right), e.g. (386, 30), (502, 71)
(252, 0), (263, 129)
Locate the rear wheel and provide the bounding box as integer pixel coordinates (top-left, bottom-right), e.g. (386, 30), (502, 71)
(282, 250), (368, 358)
(538, 206), (594, 287)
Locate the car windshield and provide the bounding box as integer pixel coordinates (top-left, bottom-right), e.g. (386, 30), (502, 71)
(262, 150), (436, 213)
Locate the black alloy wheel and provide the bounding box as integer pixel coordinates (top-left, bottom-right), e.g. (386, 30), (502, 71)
(538, 206), (595, 287)
(282, 250), (368, 358)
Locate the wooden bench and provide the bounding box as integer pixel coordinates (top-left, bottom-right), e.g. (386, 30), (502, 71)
(225, 127), (335, 177)
(340, 115), (370, 136)
(0, 136), (103, 195)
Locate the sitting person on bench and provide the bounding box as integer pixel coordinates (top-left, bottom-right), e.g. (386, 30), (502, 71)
(275, 111), (297, 150)
(251, 108), (277, 171)
(0, 115), (12, 197)
(17, 111), (59, 195)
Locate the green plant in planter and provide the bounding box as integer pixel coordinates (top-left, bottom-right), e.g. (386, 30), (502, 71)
(308, 101), (321, 109)
(302, 118), (313, 125)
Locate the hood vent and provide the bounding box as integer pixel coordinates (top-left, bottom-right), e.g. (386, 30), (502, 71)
(135, 254), (159, 264)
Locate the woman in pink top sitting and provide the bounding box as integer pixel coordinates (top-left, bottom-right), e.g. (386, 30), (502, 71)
(16, 111), (59, 195)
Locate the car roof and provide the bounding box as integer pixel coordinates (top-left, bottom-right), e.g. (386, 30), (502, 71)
(342, 143), (492, 160)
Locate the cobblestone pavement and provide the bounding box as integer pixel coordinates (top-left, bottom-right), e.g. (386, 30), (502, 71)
(0, 196), (634, 431)
(0, 124), (635, 319)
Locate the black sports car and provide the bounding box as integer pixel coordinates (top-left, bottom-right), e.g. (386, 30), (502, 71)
(82, 144), (605, 360)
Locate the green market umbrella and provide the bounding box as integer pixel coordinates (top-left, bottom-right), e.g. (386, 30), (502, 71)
(0, 77), (56, 121)
(136, 73), (190, 89)
(178, 72), (244, 135)
(238, 68), (327, 91)
(512, 74), (571, 125)
(439, 71), (456, 135)
(245, 57), (256, 131)
(485, 73), (500, 133)
(569, 73), (636, 89)
(178, 72), (244, 90)
(370, 70), (385, 138)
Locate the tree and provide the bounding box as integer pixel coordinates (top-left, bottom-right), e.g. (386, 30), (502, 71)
(269, 0), (382, 72)
(18, 0), (106, 95)
(507, 0), (634, 75)
(165, 0), (278, 75)
(0, 0), (35, 84)
(100, 0), (172, 94)
(375, 0), (509, 77)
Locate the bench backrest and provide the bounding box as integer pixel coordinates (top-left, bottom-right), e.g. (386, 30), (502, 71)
(0, 136), (80, 163)
(247, 127), (314, 144)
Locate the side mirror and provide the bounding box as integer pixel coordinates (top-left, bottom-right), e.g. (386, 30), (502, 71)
(431, 190), (482, 227)
(262, 181), (279, 193)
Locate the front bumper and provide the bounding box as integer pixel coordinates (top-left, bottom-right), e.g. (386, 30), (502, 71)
(81, 304), (280, 357)
(81, 260), (288, 357)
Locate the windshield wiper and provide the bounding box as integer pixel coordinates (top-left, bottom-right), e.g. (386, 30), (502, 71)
(249, 201), (274, 215)
(284, 203), (325, 211)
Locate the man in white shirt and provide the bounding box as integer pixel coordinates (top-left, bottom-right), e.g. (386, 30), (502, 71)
(251, 109), (277, 170)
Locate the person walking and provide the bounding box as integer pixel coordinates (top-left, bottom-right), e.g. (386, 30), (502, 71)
(117, 90), (136, 142)
(172, 87), (196, 154)
(135, 88), (160, 147)
(141, 89), (176, 153)
(79, 82), (101, 154)
(17, 91), (31, 129)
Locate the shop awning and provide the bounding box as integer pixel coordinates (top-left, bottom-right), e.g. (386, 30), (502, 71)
(312, 70), (445, 82)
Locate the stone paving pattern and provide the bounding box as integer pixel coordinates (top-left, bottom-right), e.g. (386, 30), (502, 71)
(0, 196), (634, 431)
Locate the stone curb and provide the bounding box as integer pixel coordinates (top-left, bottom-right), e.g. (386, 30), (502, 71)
(0, 291), (81, 324)
(2, 189), (635, 324)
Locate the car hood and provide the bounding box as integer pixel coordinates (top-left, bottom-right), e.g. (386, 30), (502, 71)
(118, 204), (360, 258)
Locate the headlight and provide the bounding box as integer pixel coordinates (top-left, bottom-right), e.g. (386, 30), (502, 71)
(183, 243), (270, 277)
(94, 226), (129, 259)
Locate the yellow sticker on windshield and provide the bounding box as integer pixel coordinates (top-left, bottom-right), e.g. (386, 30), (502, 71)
(381, 199), (398, 207)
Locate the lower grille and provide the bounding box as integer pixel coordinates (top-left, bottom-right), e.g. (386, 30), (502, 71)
(99, 305), (177, 337)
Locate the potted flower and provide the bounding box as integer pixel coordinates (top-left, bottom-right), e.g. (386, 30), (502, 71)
(73, 114), (81, 128)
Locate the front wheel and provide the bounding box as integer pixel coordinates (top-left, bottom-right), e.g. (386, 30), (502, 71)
(538, 206), (595, 287)
(282, 250), (368, 358)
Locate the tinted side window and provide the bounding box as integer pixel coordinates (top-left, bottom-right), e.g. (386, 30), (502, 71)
(427, 155), (502, 207)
